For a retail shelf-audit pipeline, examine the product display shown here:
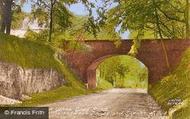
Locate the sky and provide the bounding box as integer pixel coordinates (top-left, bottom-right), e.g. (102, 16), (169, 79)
(22, 2), (129, 39)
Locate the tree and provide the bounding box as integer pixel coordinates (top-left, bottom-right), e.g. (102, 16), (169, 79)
(101, 0), (186, 38)
(49, 0), (56, 42)
(30, 0), (93, 42)
(12, 5), (27, 29)
(29, 0), (57, 42)
(0, 0), (13, 34)
(0, 0), (93, 39)
(94, 0), (187, 70)
(0, 0), (27, 34)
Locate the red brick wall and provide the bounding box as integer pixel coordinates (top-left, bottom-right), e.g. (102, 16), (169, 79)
(63, 39), (190, 89)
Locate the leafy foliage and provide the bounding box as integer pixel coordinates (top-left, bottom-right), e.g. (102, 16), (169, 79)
(25, 29), (49, 42)
(97, 0), (186, 39)
(12, 5), (28, 29)
(97, 55), (148, 89)
(25, 15), (120, 52)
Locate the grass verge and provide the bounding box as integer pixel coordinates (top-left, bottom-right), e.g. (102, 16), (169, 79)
(149, 48), (190, 119)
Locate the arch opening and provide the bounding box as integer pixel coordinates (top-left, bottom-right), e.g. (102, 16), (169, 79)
(87, 55), (148, 91)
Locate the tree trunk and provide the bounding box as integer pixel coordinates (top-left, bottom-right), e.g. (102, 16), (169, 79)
(0, 13), (5, 33)
(153, 0), (170, 71)
(0, 0), (13, 34)
(48, 0), (54, 42)
(5, 0), (13, 34)
(186, 0), (190, 39)
(0, 0), (5, 33)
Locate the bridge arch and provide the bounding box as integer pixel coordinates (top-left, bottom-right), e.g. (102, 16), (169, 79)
(87, 55), (148, 89)
(64, 39), (190, 90)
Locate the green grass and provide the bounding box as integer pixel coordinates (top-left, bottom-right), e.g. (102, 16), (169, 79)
(0, 33), (100, 106)
(19, 86), (99, 106)
(149, 48), (190, 119)
(96, 79), (113, 90)
(96, 55), (148, 89)
(0, 33), (60, 69)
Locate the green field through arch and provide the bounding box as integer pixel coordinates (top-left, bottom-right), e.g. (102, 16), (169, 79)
(96, 55), (148, 90)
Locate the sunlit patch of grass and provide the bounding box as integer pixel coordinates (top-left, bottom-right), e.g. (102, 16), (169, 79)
(0, 33), (60, 70)
(18, 87), (86, 106)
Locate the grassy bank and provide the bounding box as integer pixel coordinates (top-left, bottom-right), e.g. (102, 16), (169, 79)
(149, 48), (190, 119)
(0, 33), (60, 70)
(0, 33), (99, 106)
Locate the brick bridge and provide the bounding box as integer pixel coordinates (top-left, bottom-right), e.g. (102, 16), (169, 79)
(64, 39), (190, 89)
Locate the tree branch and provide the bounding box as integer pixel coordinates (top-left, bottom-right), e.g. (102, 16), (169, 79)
(156, 6), (185, 23)
(167, 1), (185, 13)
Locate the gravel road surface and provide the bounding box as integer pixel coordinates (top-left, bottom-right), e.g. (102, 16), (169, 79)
(45, 88), (167, 119)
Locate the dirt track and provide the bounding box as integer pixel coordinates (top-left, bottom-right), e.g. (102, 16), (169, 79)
(45, 88), (167, 119)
